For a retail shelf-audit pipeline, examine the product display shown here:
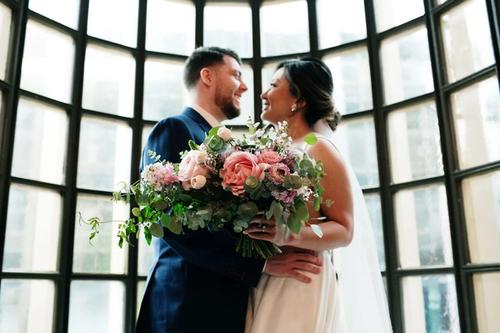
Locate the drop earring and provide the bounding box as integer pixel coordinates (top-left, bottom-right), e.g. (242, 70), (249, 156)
(291, 104), (297, 112)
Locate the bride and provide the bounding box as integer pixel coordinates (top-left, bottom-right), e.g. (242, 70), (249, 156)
(244, 58), (392, 332)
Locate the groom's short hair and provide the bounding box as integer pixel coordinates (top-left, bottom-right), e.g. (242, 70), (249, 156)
(184, 46), (241, 89)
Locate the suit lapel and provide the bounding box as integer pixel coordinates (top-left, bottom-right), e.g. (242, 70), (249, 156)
(182, 107), (213, 133)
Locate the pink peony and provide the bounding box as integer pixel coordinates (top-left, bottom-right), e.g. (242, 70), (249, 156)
(220, 151), (265, 196)
(268, 163), (290, 184)
(141, 162), (179, 190)
(178, 150), (210, 190)
(257, 149), (283, 165)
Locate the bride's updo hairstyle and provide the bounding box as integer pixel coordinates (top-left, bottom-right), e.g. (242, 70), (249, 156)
(276, 57), (341, 131)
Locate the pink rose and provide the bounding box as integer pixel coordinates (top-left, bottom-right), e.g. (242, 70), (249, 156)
(178, 150), (210, 190)
(268, 163), (290, 184)
(142, 162), (179, 190)
(220, 151), (265, 196)
(257, 150), (283, 165)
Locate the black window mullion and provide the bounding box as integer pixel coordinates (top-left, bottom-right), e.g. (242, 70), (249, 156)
(484, 0), (500, 87)
(250, 0), (262, 122)
(195, 0), (204, 47)
(306, 0), (319, 57)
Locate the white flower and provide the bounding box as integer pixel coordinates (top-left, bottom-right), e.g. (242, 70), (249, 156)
(217, 127), (232, 141)
(191, 175), (207, 189)
(196, 151), (208, 163)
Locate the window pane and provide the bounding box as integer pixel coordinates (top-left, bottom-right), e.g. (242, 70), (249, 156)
(462, 171), (500, 264)
(374, 0), (424, 32)
(451, 77), (500, 169)
(323, 47), (372, 114)
(87, 0), (138, 47)
(138, 235), (155, 276)
(222, 64), (254, 126)
(260, 0), (309, 57)
(261, 61), (279, 93)
(82, 44), (135, 117)
(142, 124), (154, 148)
(74, 194), (128, 274)
(473, 273), (500, 332)
(381, 26), (434, 105)
(364, 193), (386, 271)
(332, 117), (379, 188)
(146, 0), (195, 55)
(69, 280), (125, 333)
(29, 0), (80, 29)
(0, 279), (55, 333)
(402, 275), (460, 333)
(388, 101), (444, 183)
(441, 0), (495, 83)
(20, 20), (75, 103)
(3, 184), (62, 272)
(11, 98), (68, 184)
(317, 0), (366, 48)
(77, 116), (132, 191)
(143, 58), (186, 121)
(204, 3), (252, 58)
(395, 184), (453, 268)
(137, 281), (146, 318)
(0, 3), (12, 81)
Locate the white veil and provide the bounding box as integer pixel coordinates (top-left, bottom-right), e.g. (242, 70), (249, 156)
(313, 119), (393, 332)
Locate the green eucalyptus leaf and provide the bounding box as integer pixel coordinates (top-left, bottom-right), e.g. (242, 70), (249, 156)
(304, 133), (318, 145)
(167, 218), (183, 235)
(149, 223), (164, 238)
(188, 140), (199, 150)
(132, 207), (141, 217)
(160, 213), (172, 228)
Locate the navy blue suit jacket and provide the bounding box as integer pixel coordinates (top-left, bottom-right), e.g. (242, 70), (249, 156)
(135, 108), (265, 333)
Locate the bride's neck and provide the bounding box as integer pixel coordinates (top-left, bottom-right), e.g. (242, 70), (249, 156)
(286, 119), (312, 143)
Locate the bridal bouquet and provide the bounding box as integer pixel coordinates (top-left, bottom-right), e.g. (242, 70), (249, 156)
(85, 121), (326, 258)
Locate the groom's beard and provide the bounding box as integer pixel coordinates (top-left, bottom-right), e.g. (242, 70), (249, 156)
(215, 89), (240, 120)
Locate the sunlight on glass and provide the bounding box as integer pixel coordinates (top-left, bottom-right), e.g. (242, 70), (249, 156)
(138, 236), (155, 276)
(146, 0), (195, 55)
(0, 3), (12, 81)
(364, 193), (386, 271)
(316, 0), (366, 48)
(82, 44), (135, 116)
(223, 64), (254, 126)
(0, 279), (55, 333)
(395, 184), (453, 268)
(388, 101), (444, 183)
(374, 0), (424, 32)
(463, 171), (500, 264)
(381, 26), (434, 105)
(332, 116), (379, 188)
(143, 57), (187, 121)
(261, 61), (279, 94)
(74, 194), (129, 274)
(3, 184), (62, 272)
(441, 0), (495, 83)
(451, 76), (500, 169)
(20, 20), (75, 103)
(260, 0), (309, 57)
(69, 280), (125, 333)
(142, 124), (154, 148)
(137, 281), (146, 318)
(474, 273), (500, 332)
(11, 98), (68, 184)
(402, 275), (460, 333)
(77, 116), (132, 191)
(29, 0), (80, 29)
(204, 3), (252, 58)
(88, 0), (138, 47)
(323, 48), (372, 114)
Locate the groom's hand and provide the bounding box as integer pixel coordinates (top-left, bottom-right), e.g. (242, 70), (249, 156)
(263, 249), (322, 283)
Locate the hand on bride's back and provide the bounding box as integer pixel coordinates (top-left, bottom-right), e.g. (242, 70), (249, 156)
(263, 248), (322, 283)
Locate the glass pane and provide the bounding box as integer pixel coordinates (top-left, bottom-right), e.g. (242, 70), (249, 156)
(3, 184), (62, 272)
(317, 0), (366, 48)
(323, 47), (372, 114)
(69, 280), (125, 333)
(388, 101), (444, 183)
(142, 124), (154, 148)
(473, 272), (500, 333)
(0, 3), (12, 81)
(222, 64), (254, 126)
(462, 171), (500, 263)
(29, 0), (80, 29)
(395, 184), (453, 268)
(11, 98), (68, 184)
(138, 235), (155, 276)
(137, 281), (146, 318)
(143, 58), (186, 121)
(204, 3), (252, 58)
(74, 194), (128, 274)
(82, 44), (135, 117)
(332, 116), (379, 188)
(87, 0), (138, 47)
(364, 193), (386, 271)
(260, 0), (309, 57)
(261, 61), (279, 93)
(402, 275), (460, 333)
(20, 20), (75, 103)
(374, 0), (424, 32)
(0, 279), (55, 333)
(451, 77), (500, 169)
(381, 26), (434, 105)
(77, 116), (132, 191)
(146, 0), (195, 55)
(441, 0), (495, 83)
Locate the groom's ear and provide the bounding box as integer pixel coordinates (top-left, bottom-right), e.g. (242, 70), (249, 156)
(199, 67), (214, 87)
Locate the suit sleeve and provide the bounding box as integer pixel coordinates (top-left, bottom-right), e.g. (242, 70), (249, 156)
(141, 118), (265, 287)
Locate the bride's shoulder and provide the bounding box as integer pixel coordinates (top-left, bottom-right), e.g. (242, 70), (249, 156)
(306, 136), (348, 174)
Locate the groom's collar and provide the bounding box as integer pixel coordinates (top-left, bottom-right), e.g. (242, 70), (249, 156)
(188, 103), (221, 128)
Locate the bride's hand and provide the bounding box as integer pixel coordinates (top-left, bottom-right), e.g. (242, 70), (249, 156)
(243, 217), (299, 247)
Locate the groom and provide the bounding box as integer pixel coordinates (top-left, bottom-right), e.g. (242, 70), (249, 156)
(136, 47), (323, 333)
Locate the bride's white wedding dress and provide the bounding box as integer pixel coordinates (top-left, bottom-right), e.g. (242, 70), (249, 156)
(245, 120), (392, 333)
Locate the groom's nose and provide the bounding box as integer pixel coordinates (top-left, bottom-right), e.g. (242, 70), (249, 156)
(239, 80), (248, 93)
